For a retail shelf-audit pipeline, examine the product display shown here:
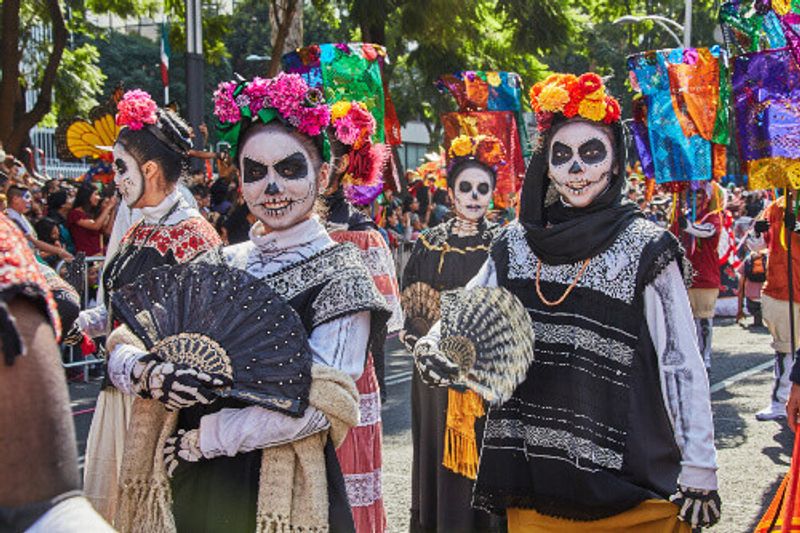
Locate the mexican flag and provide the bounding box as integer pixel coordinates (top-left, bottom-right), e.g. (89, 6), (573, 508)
(160, 21), (170, 87)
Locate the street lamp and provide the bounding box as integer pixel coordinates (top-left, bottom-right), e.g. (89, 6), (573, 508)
(614, 0), (693, 50)
(613, 15), (685, 47)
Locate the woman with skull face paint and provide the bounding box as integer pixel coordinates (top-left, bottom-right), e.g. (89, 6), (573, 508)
(322, 101), (400, 533)
(415, 74), (720, 531)
(76, 90), (222, 522)
(401, 134), (504, 533)
(106, 74), (390, 533)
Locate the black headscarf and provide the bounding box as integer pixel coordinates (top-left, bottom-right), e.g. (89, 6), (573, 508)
(518, 116), (642, 265)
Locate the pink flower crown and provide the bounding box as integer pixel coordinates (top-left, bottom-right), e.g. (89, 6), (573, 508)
(116, 89), (158, 130)
(213, 73), (330, 159)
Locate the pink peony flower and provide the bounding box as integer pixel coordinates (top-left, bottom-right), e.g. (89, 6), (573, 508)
(116, 89), (158, 130)
(298, 105), (331, 137)
(243, 77), (271, 113)
(683, 48), (699, 65)
(213, 81), (241, 123)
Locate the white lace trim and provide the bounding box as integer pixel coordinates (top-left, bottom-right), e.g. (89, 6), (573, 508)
(344, 469), (383, 508)
(358, 392), (381, 427)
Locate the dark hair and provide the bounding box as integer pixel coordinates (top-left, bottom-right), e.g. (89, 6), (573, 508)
(34, 218), (59, 244)
(47, 190), (69, 212)
(115, 108), (192, 184)
(402, 195), (418, 212)
(74, 184), (96, 212)
(190, 184), (209, 198)
(6, 185), (28, 201)
(446, 159), (497, 190)
(433, 188), (449, 205)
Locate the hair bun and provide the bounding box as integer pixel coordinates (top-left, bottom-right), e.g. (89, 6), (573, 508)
(156, 108), (193, 154)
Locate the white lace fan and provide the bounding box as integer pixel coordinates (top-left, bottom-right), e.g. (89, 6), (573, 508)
(439, 287), (535, 405)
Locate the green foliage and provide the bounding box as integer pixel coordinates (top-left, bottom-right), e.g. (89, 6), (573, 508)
(43, 43), (107, 127)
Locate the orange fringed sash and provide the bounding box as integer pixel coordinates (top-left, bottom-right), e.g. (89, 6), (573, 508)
(443, 388), (485, 480)
(756, 432), (800, 532)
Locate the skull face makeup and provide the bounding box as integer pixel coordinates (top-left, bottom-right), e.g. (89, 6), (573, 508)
(450, 165), (494, 222)
(113, 144), (145, 207)
(239, 125), (322, 230)
(548, 121), (615, 208)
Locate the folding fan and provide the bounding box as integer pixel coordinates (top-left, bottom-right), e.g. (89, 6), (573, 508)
(111, 262), (313, 417)
(439, 286), (535, 405)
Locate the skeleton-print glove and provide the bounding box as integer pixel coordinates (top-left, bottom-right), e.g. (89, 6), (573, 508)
(164, 428), (203, 478)
(670, 485), (721, 528)
(130, 354), (228, 411)
(399, 330), (419, 353)
(414, 338), (460, 387)
(62, 322), (85, 346)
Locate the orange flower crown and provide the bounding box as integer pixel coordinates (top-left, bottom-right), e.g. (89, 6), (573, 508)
(529, 73), (621, 132)
(447, 134), (507, 173)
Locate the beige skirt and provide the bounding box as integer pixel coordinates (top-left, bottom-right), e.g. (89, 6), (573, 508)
(83, 387), (135, 523)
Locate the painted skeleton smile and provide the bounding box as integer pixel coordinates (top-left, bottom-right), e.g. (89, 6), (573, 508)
(260, 197), (298, 215)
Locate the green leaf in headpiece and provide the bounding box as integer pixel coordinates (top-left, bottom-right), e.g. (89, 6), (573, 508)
(257, 107), (278, 125)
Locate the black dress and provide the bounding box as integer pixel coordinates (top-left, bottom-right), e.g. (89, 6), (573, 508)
(401, 218), (504, 532)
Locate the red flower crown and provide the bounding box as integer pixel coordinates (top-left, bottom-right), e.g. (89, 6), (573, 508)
(529, 73), (621, 132)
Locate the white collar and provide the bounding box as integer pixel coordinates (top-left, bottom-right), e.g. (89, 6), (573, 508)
(249, 216), (331, 254)
(139, 188), (197, 224)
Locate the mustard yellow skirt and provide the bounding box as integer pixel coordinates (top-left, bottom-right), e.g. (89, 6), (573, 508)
(507, 499), (690, 533)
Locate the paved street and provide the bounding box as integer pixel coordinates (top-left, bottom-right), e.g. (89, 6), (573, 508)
(69, 320), (791, 532)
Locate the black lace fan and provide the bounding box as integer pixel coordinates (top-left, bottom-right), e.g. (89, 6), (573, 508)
(439, 287), (535, 405)
(111, 262), (313, 417)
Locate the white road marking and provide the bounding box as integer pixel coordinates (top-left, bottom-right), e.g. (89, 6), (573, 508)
(709, 360), (774, 394)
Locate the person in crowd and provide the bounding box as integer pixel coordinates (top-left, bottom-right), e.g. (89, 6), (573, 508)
(428, 188), (451, 227)
(33, 217), (64, 268)
(384, 207), (405, 247)
(415, 73), (719, 531)
(677, 183), (723, 371)
(71, 89), (222, 522)
(402, 133), (504, 533)
(737, 231), (768, 330)
(46, 189), (76, 255)
(6, 185), (74, 263)
(753, 197), (800, 422)
(67, 184), (117, 257)
(402, 195), (424, 240)
(0, 211), (114, 532)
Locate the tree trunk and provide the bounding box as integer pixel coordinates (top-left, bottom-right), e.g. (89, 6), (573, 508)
(1, 0), (67, 156)
(0, 0), (22, 148)
(267, 0), (301, 77)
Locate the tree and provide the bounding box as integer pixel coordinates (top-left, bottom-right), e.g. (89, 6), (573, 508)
(0, 0), (67, 157)
(267, 0), (302, 76)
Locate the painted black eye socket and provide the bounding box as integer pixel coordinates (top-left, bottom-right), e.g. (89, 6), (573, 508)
(274, 152), (309, 180)
(114, 158), (128, 175)
(578, 138), (608, 165)
(477, 183), (490, 195)
(551, 142), (573, 166)
(458, 181), (473, 193)
(242, 158), (269, 183)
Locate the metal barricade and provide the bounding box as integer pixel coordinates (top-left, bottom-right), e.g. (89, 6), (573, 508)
(61, 255), (106, 382)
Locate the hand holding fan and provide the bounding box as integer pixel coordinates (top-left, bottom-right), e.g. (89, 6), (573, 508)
(439, 287), (535, 405)
(111, 262), (313, 417)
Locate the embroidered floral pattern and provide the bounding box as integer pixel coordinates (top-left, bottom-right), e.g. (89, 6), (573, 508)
(124, 218), (222, 263)
(344, 470), (383, 508)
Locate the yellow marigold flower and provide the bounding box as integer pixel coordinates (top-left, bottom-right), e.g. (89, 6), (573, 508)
(330, 101), (352, 121)
(538, 85), (571, 112)
(449, 135), (474, 158)
(578, 98), (607, 122)
(583, 87), (606, 102)
(486, 71), (502, 87)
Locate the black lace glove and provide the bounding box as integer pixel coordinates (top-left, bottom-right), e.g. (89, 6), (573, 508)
(413, 338), (460, 387)
(670, 485), (721, 528)
(130, 354), (228, 411)
(164, 428), (203, 478)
